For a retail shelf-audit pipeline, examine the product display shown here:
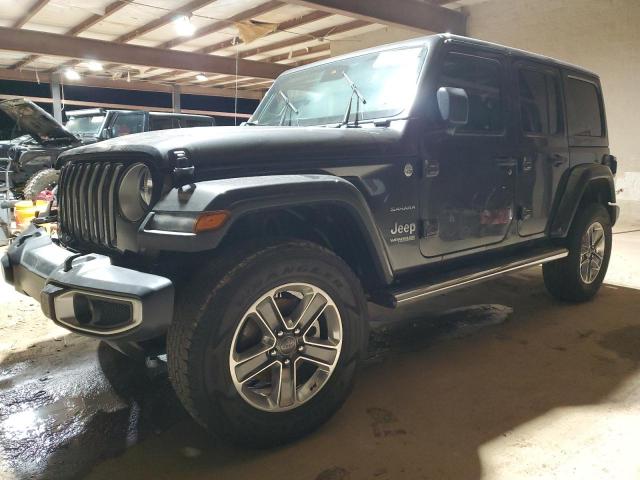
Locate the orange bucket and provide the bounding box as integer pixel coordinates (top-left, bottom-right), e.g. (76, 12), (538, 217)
(14, 200), (49, 231)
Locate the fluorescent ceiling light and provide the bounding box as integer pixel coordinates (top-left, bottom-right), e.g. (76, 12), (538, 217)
(86, 60), (102, 72)
(64, 69), (81, 81)
(196, 73), (207, 82)
(174, 15), (195, 36)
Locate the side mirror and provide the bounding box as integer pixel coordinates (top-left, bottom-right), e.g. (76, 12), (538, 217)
(437, 87), (469, 126)
(101, 127), (114, 139)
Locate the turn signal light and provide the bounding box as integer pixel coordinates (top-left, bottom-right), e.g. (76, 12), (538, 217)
(194, 211), (230, 233)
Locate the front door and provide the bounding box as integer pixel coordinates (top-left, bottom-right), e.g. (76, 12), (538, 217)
(513, 62), (569, 236)
(420, 49), (516, 258)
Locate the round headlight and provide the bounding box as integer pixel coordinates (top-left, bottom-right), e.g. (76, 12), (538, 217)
(118, 163), (154, 222)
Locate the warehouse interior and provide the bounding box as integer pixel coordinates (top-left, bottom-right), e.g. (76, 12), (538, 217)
(1, 0), (639, 479)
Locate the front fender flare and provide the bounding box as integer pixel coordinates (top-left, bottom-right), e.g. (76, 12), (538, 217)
(138, 174), (394, 284)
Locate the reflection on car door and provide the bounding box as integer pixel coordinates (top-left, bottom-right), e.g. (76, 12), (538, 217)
(420, 49), (516, 258)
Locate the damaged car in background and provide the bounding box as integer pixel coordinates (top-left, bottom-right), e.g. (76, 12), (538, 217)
(0, 99), (215, 199)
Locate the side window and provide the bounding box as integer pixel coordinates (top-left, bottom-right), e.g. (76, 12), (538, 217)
(566, 78), (603, 137)
(441, 52), (504, 133)
(111, 112), (144, 137)
(517, 67), (564, 136)
(148, 115), (175, 131)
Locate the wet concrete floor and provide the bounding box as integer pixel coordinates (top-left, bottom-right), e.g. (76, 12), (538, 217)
(1, 229), (640, 479)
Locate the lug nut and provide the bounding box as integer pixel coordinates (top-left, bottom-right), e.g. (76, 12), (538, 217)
(270, 350), (277, 356)
(283, 359), (290, 365)
(298, 345), (304, 352)
(294, 328), (301, 335)
(276, 330), (284, 337)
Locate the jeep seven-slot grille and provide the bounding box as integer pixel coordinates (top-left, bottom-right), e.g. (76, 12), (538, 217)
(59, 161), (124, 248)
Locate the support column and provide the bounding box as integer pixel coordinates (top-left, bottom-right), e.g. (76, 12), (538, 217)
(50, 73), (62, 123)
(172, 85), (181, 113)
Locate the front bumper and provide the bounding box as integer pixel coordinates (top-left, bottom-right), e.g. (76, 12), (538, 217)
(2, 224), (174, 341)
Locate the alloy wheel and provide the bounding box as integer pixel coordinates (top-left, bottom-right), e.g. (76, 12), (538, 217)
(229, 283), (343, 412)
(579, 221), (606, 284)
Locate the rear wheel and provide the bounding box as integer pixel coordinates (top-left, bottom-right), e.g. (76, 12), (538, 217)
(543, 203), (612, 302)
(167, 240), (367, 446)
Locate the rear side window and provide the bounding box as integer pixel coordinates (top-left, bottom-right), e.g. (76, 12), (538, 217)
(179, 117), (214, 127)
(149, 116), (175, 131)
(517, 68), (563, 136)
(441, 52), (504, 133)
(566, 78), (603, 137)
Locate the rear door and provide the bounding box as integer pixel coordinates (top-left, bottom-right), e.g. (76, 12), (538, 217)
(420, 48), (517, 258)
(513, 61), (569, 236)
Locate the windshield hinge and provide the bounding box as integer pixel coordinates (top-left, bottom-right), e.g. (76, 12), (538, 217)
(170, 150), (195, 187)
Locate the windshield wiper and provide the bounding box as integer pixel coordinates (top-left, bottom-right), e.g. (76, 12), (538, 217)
(338, 72), (367, 127)
(278, 90), (299, 126)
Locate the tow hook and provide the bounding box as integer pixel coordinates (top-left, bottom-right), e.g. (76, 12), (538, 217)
(63, 253), (84, 272)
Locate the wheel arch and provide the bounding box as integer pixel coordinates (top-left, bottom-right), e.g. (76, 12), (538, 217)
(548, 163), (618, 238)
(139, 175), (394, 290)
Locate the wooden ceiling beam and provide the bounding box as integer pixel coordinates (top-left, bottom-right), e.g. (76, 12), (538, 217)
(114, 0), (217, 43)
(141, 10), (333, 82)
(240, 19), (367, 58)
(0, 27), (287, 79)
(0, 68), (263, 100)
(279, 0), (466, 34)
(11, 0), (128, 70)
(159, 0), (283, 50)
(13, 0), (49, 28)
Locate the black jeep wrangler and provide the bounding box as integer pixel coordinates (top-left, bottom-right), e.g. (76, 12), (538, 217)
(2, 35), (618, 446)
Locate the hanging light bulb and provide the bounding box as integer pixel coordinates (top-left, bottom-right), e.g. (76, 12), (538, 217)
(64, 69), (80, 81)
(86, 60), (103, 72)
(195, 73), (207, 82)
(174, 15), (195, 36)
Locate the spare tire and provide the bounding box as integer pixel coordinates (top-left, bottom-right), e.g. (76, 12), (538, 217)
(23, 168), (59, 201)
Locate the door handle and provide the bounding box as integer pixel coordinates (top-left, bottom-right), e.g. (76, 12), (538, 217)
(552, 154), (568, 167)
(496, 157), (517, 176)
(496, 158), (518, 168)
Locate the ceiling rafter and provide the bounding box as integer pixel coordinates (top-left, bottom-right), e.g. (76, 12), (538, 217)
(279, 0), (466, 34)
(204, 43), (330, 87)
(0, 26), (287, 79)
(140, 10), (333, 83)
(159, 0), (283, 50)
(47, 0), (219, 73)
(10, 0), (128, 70)
(114, 0), (217, 43)
(0, 67), (262, 100)
(145, 16), (364, 84)
(13, 0), (50, 29)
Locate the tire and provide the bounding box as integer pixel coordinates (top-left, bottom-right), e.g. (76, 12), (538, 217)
(23, 168), (59, 200)
(167, 239), (368, 447)
(543, 203), (612, 302)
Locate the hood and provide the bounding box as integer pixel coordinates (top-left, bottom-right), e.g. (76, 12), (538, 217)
(0, 98), (78, 145)
(60, 125), (407, 172)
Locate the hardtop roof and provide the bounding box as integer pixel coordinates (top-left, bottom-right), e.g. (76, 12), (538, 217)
(285, 33), (598, 79)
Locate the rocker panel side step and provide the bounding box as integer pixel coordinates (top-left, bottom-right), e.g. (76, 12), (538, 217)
(375, 247), (569, 308)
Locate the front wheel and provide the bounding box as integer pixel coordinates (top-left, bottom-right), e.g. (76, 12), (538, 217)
(23, 168), (59, 200)
(543, 203), (612, 302)
(167, 240), (368, 447)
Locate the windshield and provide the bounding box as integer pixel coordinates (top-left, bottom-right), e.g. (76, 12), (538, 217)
(65, 115), (105, 135)
(250, 45), (428, 127)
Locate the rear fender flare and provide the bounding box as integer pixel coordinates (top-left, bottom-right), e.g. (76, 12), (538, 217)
(549, 163), (617, 237)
